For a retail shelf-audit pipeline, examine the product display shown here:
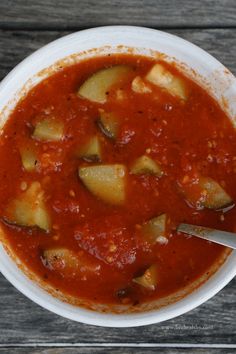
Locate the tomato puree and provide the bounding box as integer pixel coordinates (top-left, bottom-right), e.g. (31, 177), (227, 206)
(0, 54), (235, 308)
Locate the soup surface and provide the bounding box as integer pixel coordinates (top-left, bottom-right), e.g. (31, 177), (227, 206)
(0, 53), (235, 309)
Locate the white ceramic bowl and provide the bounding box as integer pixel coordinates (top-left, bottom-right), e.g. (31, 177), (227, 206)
(0, 26), (236, 327)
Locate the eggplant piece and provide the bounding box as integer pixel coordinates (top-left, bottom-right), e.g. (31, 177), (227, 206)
(130, 155), (163, 176)
(78, 65), (132, 103)
(5, 181), (51, 231)
(43, 248), (79, 271)
(77, 136), (102, 162)
(131, 76), (152, 94)
(133, 264), (158, 290)
(198, 177), (233, 209)
(141, 214), (168, 244)
(42, 248), (101, 276)
(33, 118), (64, 141)
(182, 176), (233, 210)
(146, 63), (187, 100)
(97, 110), (119, 140)
(78, 164), (126, 205)
(20, 148), (38, 172)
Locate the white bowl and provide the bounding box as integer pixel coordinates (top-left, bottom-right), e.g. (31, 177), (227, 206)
(0, 26), (236, 327)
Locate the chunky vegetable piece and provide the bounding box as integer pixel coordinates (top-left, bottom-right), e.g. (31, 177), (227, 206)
(76, 136), (102, 162)
(97, 109), (119, 140)
(146, 63), (187, 100)
(43, 248), (79, 270)
(42, 248), (101, 276)
(78, 65), (132, 103)
(131, 76), (152, 94)
(20, 147), (37, 172)
(182, 176), (233, 210)
(141, 214), (168, 244)
(5, 182), (50, 231)
(199, 177), (232, 209)
(78, 164), (126, 205)
(133, 264), (158, 290)
(33, 118), (64, 141)
(115, 89), (126, 101)
(130, 155), (163, 176)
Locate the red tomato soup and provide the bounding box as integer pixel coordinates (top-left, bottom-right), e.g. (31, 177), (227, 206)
(0, 54), (235, 310)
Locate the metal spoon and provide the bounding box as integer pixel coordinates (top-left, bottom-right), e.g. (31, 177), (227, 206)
(177, 223), (236, 249)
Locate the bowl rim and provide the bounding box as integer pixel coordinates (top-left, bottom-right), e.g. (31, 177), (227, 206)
(0, 25), (235, 327)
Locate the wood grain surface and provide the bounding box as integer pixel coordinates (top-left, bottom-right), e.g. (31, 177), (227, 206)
(0, 0), (235, 29)
(0, 29), (236, 82)
(0, 348), (235, 354)
(0, 274), (235, 345)
(0, 0), (235, 353)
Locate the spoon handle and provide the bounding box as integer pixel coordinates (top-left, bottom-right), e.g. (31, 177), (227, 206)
(177, 223), (236, 249)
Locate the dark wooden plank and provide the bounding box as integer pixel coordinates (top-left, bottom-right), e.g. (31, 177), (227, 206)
(0, 0), (236, 29)
(0, 29), (236, 84)
(0, 348), (235, 353)
(0, 274), (235, 344)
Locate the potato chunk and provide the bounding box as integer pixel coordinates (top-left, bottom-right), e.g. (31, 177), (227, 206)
(5, 181), (51, 231)
(78, 65), (132, 103)
(141, 214), (168, 244)
(131, 76), (152, 94)
(20, 147), (38, 172)
(77, 136), (102, 162)
(130, 155), (163, 176)
(198, 177), (233, 209)
(33, 118), (64, 141)
(146, 63), (187, 100)
(42, 248), (101, 277)
(115, 89), (126, 101)
(133, 264), (158, 290)
(43, 248), (79, 270)
(97, 109), (119, 140)
(78, 164), (126, 205)
(182, 176), (233, 210)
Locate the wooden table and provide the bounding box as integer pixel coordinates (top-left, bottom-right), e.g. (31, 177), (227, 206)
(0, 1), (235, 353)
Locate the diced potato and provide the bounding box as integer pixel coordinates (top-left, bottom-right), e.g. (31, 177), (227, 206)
(115, 89), (126, 101)
(198, 177), (233, 209)
(43, 248), (79, 271)
(141, 214), (168, 244)
(182, 176), (233, 210)
(78, 164), (126, 205)
(42, 248), (101, 276)
(5, 181), (51, 231)
(33, 118), (64, 141)
(131, 76), (152, 94)
(78, 65), (133, 103)
(97, 109), (119, 140)
(130, 155), (163, 176)
(146, 63), (187, 100)
(133, 264), (158, 290)
(156, 235), (168, 245)
(77, 136), (102, 162)
(20, 148), (38, 172)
